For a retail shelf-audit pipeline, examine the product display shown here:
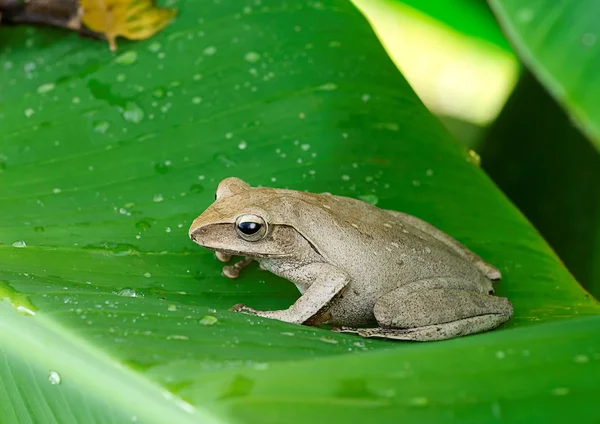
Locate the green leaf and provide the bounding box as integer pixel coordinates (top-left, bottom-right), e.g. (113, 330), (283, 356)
(393, 0), (512, 52)
(488, 0), (600, 152)
(0, 1), (598, 423)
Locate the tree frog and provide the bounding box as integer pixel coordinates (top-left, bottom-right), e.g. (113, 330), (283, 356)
(188, 177), (513, 341)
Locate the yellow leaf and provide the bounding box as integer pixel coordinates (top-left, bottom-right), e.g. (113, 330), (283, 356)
(80, 0), (176, 50)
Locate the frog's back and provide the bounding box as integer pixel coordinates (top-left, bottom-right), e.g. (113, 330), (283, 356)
(269, 189), (488, 290)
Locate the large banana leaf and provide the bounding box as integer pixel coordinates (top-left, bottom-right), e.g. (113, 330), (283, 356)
(488, 0), (600, 152)
(1, 1), (599, 423)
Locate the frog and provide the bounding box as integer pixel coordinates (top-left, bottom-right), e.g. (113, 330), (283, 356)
(188, 177), (513, 341)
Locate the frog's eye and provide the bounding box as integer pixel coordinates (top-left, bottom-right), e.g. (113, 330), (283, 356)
(235, 214), (267, 242)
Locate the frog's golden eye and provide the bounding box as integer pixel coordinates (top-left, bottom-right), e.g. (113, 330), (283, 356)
(235, 214), (267, 242)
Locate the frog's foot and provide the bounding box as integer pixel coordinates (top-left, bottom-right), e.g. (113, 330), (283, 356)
(229, 303), (259, 315)
(332, 315), (509, 342)
(222, 257), (254, 279)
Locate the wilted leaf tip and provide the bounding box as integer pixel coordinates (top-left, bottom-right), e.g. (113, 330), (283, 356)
(80, 0), (177, 51)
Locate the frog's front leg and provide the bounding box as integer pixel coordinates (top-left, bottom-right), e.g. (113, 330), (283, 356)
(230, 263), (349, 325)
(334, 277), (513, 341)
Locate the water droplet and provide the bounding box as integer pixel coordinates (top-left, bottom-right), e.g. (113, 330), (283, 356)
(214, 153), (237, 167)
(373, 122), (399, 132)
(517, 8), (533, 23)
(117, 288), (143, 298)
(167, 335), (189, 340)
(115, 51), (138, 65)
(238, 140), (248, 150)
(143, 272), (152, 278)
(37, 83), (56, 94)
(203, 46), (217, 56)
(408, 397), (429, 406)
(425, 168), (434, 177)
(574, 354), (589, 363)
(24, 108), (35, 118)
(199, 315), (218, 326)
(94, 121), (110, 134)
(48, 371), (61, 385)
(12, 240), (26, 248)
(582, 33), (597, 47)
(361, 94), (371, 102)
(319, 337), (338, 344)
(467, 149), (481, 166)
(244, 51), (260, 63)
(319, 82), (337, 91)
(121, 102), (144, 124)
(155, 162), (169, 174)
(34, 226), (44, 232)
(148, 42), (162, 53)
(358, 194), (378, 205)
(495, 350), (506, 359)
(168, 304), (177, 312)
(52, 188), (62, 194)
(135, 220), (153, 231)
(300, 143), (310, 151)
(192, 96), (202, 104)
(153, 193), (164, 202)
(551, 387), (569, 396)
(189, 184), (204, 194)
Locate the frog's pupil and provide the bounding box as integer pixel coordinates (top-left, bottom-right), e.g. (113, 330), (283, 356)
(238, 221), (260, 235)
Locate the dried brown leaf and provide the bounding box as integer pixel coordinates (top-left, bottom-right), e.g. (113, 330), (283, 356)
(80, 0), (176, 50)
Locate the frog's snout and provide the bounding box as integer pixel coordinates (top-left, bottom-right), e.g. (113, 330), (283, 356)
(189, 226), (206, 243)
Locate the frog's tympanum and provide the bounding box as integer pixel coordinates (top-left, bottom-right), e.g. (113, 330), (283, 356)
(189, 177), (513, 341)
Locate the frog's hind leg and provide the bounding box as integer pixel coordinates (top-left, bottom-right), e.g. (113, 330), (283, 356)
(333, 279), (513, 341)
(384, 210), (501, 280)
(333, 315), (508, 341)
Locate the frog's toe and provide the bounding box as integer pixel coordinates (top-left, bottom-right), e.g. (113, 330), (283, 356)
(222, 265), (241, 279)
(230, 303), (258, 314)
(215, 251), (232, 263)
(331, 326), (360, 334)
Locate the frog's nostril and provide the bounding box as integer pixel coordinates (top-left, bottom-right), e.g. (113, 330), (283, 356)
(190, 230), (202, 242)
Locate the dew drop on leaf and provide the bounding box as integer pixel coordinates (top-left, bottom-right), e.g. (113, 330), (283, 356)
(244, 51), (260, 63)
(94, 121), (110, 134)
(48, 371), (61, 385)
(115, 51), (138, 65)
(358, 194), (378, 205)
(199, 315), (218, 326)
(136, 220), (153, 231)
(117, 288), (142, 298)
(121, 102), (145, 124)
(11, 240), (26, 248)
(189, 184), (204, 194)
(154, 163), (169, 174)
(37, 83), (56, 94)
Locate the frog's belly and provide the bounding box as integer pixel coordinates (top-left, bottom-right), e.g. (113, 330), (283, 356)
(327, 285), (379, 327)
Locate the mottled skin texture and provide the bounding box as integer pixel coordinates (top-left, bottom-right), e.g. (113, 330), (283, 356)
(189, 177), (513, 341)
